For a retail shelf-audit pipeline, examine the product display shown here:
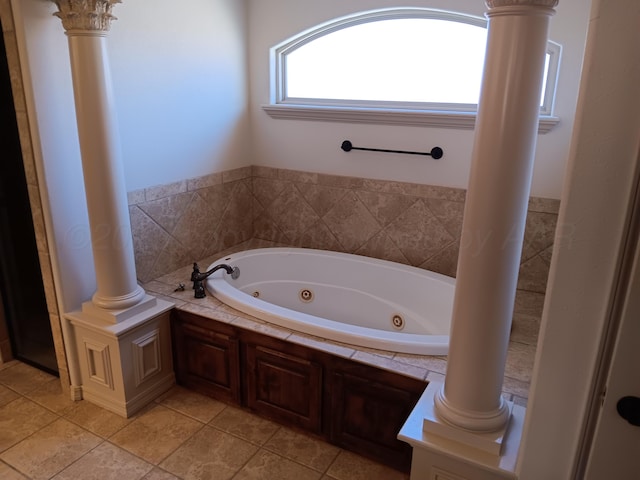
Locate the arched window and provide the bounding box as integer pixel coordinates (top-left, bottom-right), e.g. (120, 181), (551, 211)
(264, 8), (561, 132)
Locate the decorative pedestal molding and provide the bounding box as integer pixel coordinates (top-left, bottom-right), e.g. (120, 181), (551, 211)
(66, 297), (175, 417)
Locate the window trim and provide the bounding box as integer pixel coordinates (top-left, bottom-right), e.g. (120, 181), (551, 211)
(264, 8), (561, 133)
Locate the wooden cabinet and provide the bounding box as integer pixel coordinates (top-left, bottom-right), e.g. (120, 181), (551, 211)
(171, 311), (240, 403)
(245, 344), (323, 433)
(329, 370), (421, 471)
(171, 310), (426, 472)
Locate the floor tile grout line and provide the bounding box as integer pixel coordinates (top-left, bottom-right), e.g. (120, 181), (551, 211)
(206, 420), (283, 449)
(1, 457), (34, 480)
(153, 422), (208, 470)
(229, 445), (263, 480)
(46, 437), (112, 480)
(0, 397), (61, 460)
(259, 440), (342, 476)
(106, 403), (210, 471)
(156, 391), (230, 425)
(0, 450), (30, 479)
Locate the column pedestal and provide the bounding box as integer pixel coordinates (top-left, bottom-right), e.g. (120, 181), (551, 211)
(399, 381), (525, 480)
(66, 297), (175, 417)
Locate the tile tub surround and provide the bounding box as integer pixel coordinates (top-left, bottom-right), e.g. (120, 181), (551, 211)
(0, 361), (409, 480)
(128, 166), (560, 302)
(128, 167), (254, 283)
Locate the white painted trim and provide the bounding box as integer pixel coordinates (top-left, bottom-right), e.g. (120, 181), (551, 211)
(517, 0), (640, 477)
(262, 104), (559, 134)
(82, 372), (174, 418)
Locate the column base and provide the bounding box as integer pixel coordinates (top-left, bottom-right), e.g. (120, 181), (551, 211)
(428, 383), (512, 456)
(65, 295), (176, 417)
(82, 291), (156, 324)
(398, 381), (525, 480)
(433, 384), (512, 448)
(91, 285), (147, 312)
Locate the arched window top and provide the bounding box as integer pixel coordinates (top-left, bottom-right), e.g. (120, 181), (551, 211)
(265, 8), (561, 132)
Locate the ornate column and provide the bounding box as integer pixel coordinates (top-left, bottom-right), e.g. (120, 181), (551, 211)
(400, 0), (557, 469)
(52, 1), (174, 416)
(53, 0), (145, 314)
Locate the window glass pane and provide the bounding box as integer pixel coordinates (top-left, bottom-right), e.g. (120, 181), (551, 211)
(285, 19), (488, 104)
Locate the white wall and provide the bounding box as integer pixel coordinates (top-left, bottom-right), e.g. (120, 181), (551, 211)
(109, 0), (250, 192)
(13, 0), (250, 311)
(247, 0), (590, 199)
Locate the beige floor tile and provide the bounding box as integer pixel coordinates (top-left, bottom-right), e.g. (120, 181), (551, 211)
(0, 418), (101, 480)
(142, 467), (181, 479)
(110, 404), (202, 464)
(26, 378), (75, 414)
(0, 397), (57, 452)
(64, 400), (133, 438)
(210, 406), (280, 445)
(326, 451), (409, 480)
(0, 360), (19, 371)
(158, 385), (226, 423)
(0, 461), (28, 479)
(0, 385), (19, 408)
(505, 342), (536, 383)
(52, 442), (153, 480)
(234, 449), (321, 480)
(0, 362), (56, 395)
(264, 427), (340, 472)
(160, 425), (258, 480)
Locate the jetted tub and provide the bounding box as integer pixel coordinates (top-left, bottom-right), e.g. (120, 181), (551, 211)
(205, 247), (454, 355)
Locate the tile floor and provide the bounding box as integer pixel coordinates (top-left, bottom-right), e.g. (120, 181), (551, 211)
(0, 360), (408, 480)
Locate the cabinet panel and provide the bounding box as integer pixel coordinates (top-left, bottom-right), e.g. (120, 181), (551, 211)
(246, 344), (322, 433)
(329, 371), (419, 471)
(172, 316), (240, 403)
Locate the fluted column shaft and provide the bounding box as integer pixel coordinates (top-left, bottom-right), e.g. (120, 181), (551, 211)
(434, 0), (557, 432)
(53, 1), (144, 312)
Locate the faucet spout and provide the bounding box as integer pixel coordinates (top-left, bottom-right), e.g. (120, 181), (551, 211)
(191, 262), (239, 298)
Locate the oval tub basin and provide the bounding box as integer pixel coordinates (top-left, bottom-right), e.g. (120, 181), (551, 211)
(205, 247), (454, 355)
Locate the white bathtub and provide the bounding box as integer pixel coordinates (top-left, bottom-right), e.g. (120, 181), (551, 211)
(205, 247), (454, 355)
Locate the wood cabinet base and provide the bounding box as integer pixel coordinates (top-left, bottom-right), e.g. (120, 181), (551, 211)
(171, 310), (427, 472)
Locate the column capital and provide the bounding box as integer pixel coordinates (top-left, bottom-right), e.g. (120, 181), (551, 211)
(52, 0), (122, 34)
(486, 0), (559, 8)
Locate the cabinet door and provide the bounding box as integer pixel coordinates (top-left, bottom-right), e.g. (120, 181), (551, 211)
(329, 371), (420, 472)
(245, 344), (322, 433)
(172, 319), (241, 403)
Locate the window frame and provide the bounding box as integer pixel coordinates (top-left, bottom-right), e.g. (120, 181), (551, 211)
(263, 8), (561, 133)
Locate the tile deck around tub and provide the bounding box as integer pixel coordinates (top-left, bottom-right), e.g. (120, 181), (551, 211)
(144, 239), (534, 406)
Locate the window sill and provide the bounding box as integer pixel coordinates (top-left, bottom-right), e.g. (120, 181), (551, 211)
(262, 104), (560, 134)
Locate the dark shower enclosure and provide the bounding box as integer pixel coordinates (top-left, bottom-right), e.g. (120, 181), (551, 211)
(0, 22), (58, 375)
